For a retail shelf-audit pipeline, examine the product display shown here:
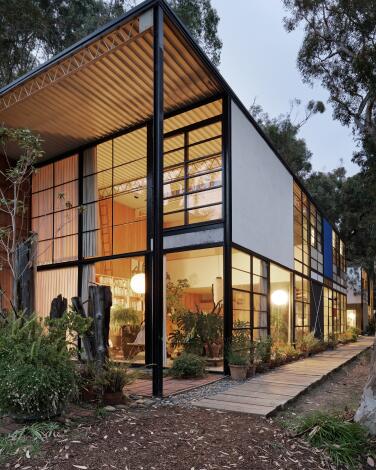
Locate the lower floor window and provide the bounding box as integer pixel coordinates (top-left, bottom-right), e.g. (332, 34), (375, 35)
(294, 274), (310, 342)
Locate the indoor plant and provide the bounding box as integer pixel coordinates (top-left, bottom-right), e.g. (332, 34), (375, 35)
(110, 306), (139, 349)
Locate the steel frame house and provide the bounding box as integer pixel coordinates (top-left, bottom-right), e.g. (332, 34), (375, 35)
(0, 0), (347, 396)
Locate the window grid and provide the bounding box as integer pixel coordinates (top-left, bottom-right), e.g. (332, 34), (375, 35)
(31, 154), (79, 266)
(310, 203), (323, 274)
(232, 248), (268, 341)
(294, 183), (310, 276)
(294, 274), (310, 342)
(163, 119), (223, 229)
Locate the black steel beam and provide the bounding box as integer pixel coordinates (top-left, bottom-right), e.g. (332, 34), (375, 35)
(223, 93), (232, 375)
(152, 3), (164, 398)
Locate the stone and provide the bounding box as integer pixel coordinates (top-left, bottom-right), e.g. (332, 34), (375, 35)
(104, 406), (116, 412)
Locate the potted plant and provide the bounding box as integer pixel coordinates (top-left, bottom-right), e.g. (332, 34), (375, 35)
(248, 341), (257, 377)
(227, 346), (249, 380)
(110, 306), (139, 349)
(96, 363), (130, 405)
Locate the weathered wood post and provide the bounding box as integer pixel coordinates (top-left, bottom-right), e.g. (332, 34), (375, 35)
(49, 294), (67, 319)
(88, 285), (112, 368)
(14, 240), (34, 316)
(71, 296), (96, 362)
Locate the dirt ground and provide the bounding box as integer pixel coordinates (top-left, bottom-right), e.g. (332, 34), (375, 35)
(278, 349), (372, 419)
(3, 350), (374, 470)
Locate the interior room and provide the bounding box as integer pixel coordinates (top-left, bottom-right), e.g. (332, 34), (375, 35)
(270, 263), (293, 345)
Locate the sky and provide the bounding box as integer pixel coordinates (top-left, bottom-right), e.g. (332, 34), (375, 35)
(211, 0), (360, 176)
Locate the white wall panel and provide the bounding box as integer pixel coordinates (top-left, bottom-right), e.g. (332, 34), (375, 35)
(231, 101), (294, 269)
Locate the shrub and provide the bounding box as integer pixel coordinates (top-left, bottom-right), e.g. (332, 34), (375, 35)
(96, 363), (131, 393)
(348, 327), (361, 341)
(0, 313), (86, 420)
(296, 332), (320, 355)
(365, 316), (375, 335)
(256, 336), (273, 364)
(170, 353), (206, 378)
(292, 412), (370, 468)
(226, 329), (252, 366)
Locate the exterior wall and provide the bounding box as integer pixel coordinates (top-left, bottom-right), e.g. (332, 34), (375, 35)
(231, 101), (294, 269)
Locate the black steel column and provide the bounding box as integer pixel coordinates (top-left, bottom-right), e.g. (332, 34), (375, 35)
(152, 4), (164, 397)
(223, 94), (232, 375)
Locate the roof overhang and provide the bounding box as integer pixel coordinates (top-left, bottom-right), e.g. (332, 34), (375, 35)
(0, 0), (223, 160)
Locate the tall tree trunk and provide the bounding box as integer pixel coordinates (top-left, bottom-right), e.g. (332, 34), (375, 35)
(354, 337), (376, 435)
(49, 294), (67, 319)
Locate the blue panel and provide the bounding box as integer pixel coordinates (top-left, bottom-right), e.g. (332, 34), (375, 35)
(323, 218), (333, 279)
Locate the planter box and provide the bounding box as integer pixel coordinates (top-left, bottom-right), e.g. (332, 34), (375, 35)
(229, 364), (248, 380)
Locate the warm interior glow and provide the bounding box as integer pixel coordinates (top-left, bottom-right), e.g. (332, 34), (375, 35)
(271, 289), (289, 306)
(130, 273), (145, 294)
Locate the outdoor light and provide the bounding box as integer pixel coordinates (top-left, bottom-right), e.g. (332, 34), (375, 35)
(130, 273), (145, 294)
(271, 289), (288, 306)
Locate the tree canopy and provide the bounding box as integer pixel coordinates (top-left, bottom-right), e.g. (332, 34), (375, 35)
(0, 0), (222, 88)
(283, 0), (376, 169)
(250, 100), (324, 179)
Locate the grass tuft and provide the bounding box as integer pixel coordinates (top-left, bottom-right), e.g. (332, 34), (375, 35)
(291, 412), (370, 468)
(0, 421), (60, 463)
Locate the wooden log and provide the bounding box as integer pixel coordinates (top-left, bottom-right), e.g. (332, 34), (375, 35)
(49, 294), (67, 320)
(88, 285), (112, 367)
(14, 240), (34, 316)
(71, 296), (95, 362)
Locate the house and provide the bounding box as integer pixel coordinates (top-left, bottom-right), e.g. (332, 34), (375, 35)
(347, 266), (374, 332)
(0, 0), (348, 396)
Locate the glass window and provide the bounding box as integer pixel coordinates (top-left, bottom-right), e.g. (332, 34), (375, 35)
(231, 248), (269, 340)
(294, 274), (310, 341)
(163, 117), (223, 229)
(32, 155), (79, 265)
(166, 247), (224, 372)
(294, 183), (310, 276)
(82, 127), (147, 258)
(270, 264), (292, 345)
(81, 257), (146, 364)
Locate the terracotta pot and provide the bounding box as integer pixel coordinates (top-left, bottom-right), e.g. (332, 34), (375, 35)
(229, 364), (248, 380)
(246, 363), (256, 378)
(204, 342), (221, 358)
(103, 391), (124, 405)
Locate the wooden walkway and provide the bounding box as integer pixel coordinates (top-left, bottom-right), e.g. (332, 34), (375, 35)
(194, 336), (374, 416)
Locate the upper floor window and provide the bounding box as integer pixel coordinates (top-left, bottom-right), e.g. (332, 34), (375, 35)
(32, 155), (79, 265)
(310, 203), (323, 274)
(163, 107), (223, 229)
(293, 183), (310, 276)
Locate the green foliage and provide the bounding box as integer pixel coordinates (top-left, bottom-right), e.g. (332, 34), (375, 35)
(170, 352), (206, 378)
(0, 421), (59, 463)
(169, 0), (222, 65)
(365, 316), (376, 335)
(169, 305), (223, 355)
(226, 326), (252, 366)
(283, 0), (376, 156)
(296, 332), (320, 354)
(95, 362), (131, 393)
(250, 100), (324, 179)
(0, 313), (86, 419)
(256, 335), (273, 364)
(110, 306), (139, 334)
(291, 412), (370, 468)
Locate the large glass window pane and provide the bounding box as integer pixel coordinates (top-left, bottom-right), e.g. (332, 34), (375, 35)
(166, 247), (224, 371)
(270, 264), (292, 345)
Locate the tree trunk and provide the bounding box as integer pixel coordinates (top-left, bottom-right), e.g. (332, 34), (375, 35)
(88, 285), (112, 368)
(354, 337), (376, 435)
(71, 296), (96, 362)
(49, 294), (67, 319)
(13, 240), (34, 316)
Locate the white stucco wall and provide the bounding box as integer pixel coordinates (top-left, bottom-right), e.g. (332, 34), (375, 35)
(231, 101), (294, 269)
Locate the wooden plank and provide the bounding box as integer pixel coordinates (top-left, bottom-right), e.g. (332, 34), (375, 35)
(195, 399), (275, 416)
(221, 389), (294, 401)
(208, 393), (289, 408)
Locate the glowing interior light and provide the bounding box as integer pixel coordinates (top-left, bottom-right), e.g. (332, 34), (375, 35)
(130, 273), (145, 294)
(271, 289), (288, 306)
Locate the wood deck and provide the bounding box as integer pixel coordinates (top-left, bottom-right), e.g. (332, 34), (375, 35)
(194, 336), (374, 416)
(126, 374), (222, 398)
